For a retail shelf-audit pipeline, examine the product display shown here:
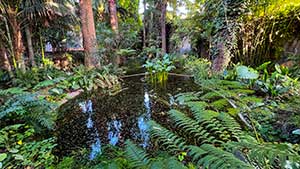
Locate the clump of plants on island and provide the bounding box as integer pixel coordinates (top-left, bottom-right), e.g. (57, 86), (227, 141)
(143, 54), (176, 86)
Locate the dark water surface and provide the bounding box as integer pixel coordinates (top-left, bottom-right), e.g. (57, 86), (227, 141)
(55, 75), (199, 158)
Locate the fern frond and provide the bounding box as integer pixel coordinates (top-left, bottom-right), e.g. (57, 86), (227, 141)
(185, 101), (207, 111)
(149, 120), (186, 153)
(226, 141), (300, 168)
(217, 112), (245, 141)
(168, 109), (216, 145)
(150, 157), (187, 169)
(211, 98), (229, 110)
(232, 89), (255, 95)
(0, 87), (26, 96)
(175, 92), (200, 105)
(125, 140), (150, 168)
(188, 144), (253, 169)
(0, 93), (57, 130)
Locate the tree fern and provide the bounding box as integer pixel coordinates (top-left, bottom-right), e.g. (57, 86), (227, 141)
(187, 144), (253, 169)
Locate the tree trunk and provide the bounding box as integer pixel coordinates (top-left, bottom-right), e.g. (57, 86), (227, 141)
(108, 0), (120, 65)
(7, 9), (25, 71)
(143, 0), (147, 48)
(79, 0), (99, 68)
(212, 42), (230, 73)
(161, 0), (167, 54)
(0, 46), (12, 72)
(25, 25), (35, 67)
(108, 0), (119, 34)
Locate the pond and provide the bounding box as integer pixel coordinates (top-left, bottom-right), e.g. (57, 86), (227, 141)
(55, 75), (199, 159)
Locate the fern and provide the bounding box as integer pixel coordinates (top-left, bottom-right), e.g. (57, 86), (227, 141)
(149, 120), (187, 153)
(211, 98), (230, 110)
(0, 93), (57, 130)
(125, 140), (150, 168)
(125, 140), (187, 169)
(150, 157), (187, 169)
(174, 92), (200, 105)
(168, 109), (216, 145)
(184, 101), (207, 112)
(0, 87), (26, 96)
(32, 77), (65, 90)
(188, 144), (253, 169)
(217, 112), (246, 141)
(226, 141), (300, 168)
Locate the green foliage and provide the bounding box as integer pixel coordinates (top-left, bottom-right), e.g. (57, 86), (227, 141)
(188, 145), (253, 169)
(53, 141), (187, 169)
(68, 65), (120, 92)
(184, 57), (211, 82)
(149, 78), (299, 168)
(143, 54), (176, 85)
(255, 63), (299, 97)
(0, 92), (57, 130)
(12, 67), (67, 89)
(226, 141), (300, 168)
(0, 124), (56, 168)
(96, 22), (140, 64)
(236, 66), (259, 80)
(125, 140), (150, 168)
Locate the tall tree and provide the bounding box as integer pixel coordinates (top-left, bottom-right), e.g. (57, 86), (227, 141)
(161, 0), (167, 54)
(108, 0), (119, 34)
(79, 0), (99, 68)
(0, 0), (72, 69)
(25, 25), (35, 67)
(0, 44), (12, 72)
(6, 6), (26, 71)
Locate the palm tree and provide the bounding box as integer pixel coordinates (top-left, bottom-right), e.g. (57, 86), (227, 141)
(79, 0), (99, 68)
(0, 1), (26, 71)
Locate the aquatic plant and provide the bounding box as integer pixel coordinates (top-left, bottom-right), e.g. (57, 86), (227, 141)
(143, 54), (176, 85)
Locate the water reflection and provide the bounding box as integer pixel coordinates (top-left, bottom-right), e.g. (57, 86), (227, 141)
(57, 75), (198, 157)
(79, 100), (102, 160)
(137, 91), (151, 148)
(108, 119), (122, 146)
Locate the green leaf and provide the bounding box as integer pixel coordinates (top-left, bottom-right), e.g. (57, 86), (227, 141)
(236, 66), (259, 80)
(13, 154), (24, 161)
(274, 64), (282, 74)
(0, 153), (7, 162)
(292, 129), (300, 135)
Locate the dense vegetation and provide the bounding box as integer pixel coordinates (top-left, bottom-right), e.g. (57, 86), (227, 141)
(0, 0), (300, 168)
